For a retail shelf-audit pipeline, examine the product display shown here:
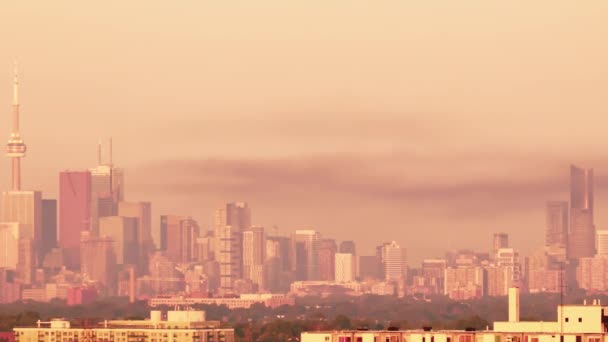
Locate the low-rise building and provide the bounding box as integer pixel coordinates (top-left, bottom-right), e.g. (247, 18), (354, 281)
(14, 310), (234, 342)
(149, 293), (294, 309)
(302, 287), (608, 342)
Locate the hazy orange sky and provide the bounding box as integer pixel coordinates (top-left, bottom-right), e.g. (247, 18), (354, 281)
(2, 1), (608, 263)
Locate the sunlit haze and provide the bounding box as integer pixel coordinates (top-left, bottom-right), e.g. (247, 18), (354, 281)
(3, 1), (608, 263)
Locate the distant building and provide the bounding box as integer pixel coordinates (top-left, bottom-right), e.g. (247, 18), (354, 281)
(339, 240), (356, 255)
(495, 247), (521, 287)
(118, 201), (152, 272)
(357, 255), (381, 280)
(99, 216), (138, 265)
(334, 253), (354, 283)
(58, 171), (91, 270)
(420, 259), (447, 294)
(596, 230), (608, 257)
(1, 191), (42, 265)
(379, 241), (407, 282)
(17, 237), (35, 285)
(569, 165), (595, 259)
(39, 199), (57, 263)
(318, 239), (337, 281)
(292, 230), (321, 281)
(528, 269), (563, 293)
(66, 286), (98, 306)
(493, 232), (509, 259)
(444, 266), (484, 299)
(546, 201), (568, 259)
(242, 226), (265, 289)
(89, 158), (124, 236)
(0, 222), (20, 268)
(149, 294), (293, 309)
(577, 256), (608, 291)
(161, 215), (200, 264)
(80, 231), (116, 293)
(214, 202), (250, 294)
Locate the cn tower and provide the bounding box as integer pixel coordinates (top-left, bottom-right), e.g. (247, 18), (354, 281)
(6, 62), (27, 191)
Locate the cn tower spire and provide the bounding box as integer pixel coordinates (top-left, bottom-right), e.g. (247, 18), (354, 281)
(6, 61), (27, 191)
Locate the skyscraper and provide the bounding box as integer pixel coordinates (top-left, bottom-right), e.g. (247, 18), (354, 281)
(59, 171), (91, 269)
(379, 241), (407, 282)
(291, 230), (321, 281)
(242, 226), (265, 288)
(546, 201), (568, 260)
(1, 191), (42, 263)
(215, 202), (250, 293)
(161, 215), (200, 263)
(80, 231), (117, 293)
(41, 199), (57, 261)
(0, 222), (20, 268)
(89, 140), (124, 235)
(569, 165), (595, 259)
(99, 216), (138, 265)
(318, 239), (337, 281)
(492, 233), (509, 258)
(119, 201), (152, 272)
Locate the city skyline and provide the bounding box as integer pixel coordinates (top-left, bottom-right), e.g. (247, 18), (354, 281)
(3, 1), (608, 263)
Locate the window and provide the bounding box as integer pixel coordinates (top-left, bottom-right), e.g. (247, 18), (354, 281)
(325, 338), (330, 342)
(578, 318), (582, 323)
(357, 338), (363, 342)
(565, 318), (569, 322)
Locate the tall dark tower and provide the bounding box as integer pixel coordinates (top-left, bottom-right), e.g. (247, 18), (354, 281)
(568, 165), (595, 259)
(6, 62), (27, 190)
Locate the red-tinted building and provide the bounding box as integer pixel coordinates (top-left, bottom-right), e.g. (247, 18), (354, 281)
(59, 171), (92, 270)
(318, 239), (337, 281)
(67, 286), (98, 306)
(0, 332), (15, 342)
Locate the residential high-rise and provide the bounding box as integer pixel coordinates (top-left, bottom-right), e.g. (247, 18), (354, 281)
(1, 191), (42, 264)
(89, 140), (124, 235)
(215, 202), (250, 293)
(41, 199), (57, 261)
(242, 226), (265, 288)
(59, 171), (91, 269)
(577, 256), (608, 291)
(380, 241), (407, 282)
(0, 222), (20, 268)
(444, 266), (484, 299)
(596, 230), (608, 257)
(99, 216), (138, 265)
(292, 230), (321, 281)
(6, 62), (26, 191)
(318, 239), (337, 281)
(335, 253), (354, 283)
(161, 215), (200, 263)
(119, 201), (152, 272)
(493, 233), (509, 258)
(495, 247), (521, 287)
(569, 165), (595, 259)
